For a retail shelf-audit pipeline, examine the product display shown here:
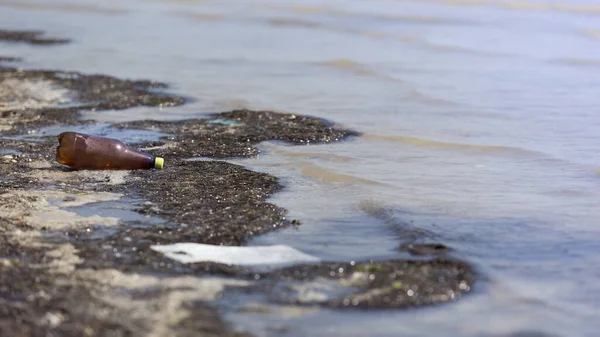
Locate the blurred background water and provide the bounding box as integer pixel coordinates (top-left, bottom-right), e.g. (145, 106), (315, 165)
(1, 0), (600, 336)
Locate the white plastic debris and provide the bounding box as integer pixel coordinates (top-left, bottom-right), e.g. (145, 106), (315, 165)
(151, 243), (320, 268)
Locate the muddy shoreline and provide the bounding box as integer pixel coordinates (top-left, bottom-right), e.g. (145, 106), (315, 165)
(0, 29), (475, 336)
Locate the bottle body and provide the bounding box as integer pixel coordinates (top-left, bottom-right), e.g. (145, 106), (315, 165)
(56, 132), (163, 170)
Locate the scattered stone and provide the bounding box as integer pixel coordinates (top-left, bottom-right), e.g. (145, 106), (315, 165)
(115, 108), (360, 158)
(264, 258), (474, 309)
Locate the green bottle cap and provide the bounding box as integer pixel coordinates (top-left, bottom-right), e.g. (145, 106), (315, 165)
(154, 157), (164, 169)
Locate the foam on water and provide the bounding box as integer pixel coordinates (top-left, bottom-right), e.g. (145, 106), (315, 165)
(0, 78), (72, 111)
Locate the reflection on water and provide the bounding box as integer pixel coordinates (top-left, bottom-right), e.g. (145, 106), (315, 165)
(296, 161), (387, 186)
(187, 12), (224, 21)
(388, 0), (600, 15)
(1, 0), (600, 336)
(582, 28), (600, 40)
(551, 58), (600, 67)
(0, 0), (126, 14)
(3, 123), (170, 143)
(265, 3), (475, 25)
(361, 133), (538, 154)
(314, 59), (397, 80)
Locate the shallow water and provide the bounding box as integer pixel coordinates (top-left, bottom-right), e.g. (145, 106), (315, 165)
(2, 123), (171, 143)
(1, 0), (600, 336)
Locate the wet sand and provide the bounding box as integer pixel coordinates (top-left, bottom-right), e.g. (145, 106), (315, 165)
(0, 30), (474, 336)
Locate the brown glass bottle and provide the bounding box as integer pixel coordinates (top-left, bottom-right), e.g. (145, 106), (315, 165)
(56, 132), (164, 170)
